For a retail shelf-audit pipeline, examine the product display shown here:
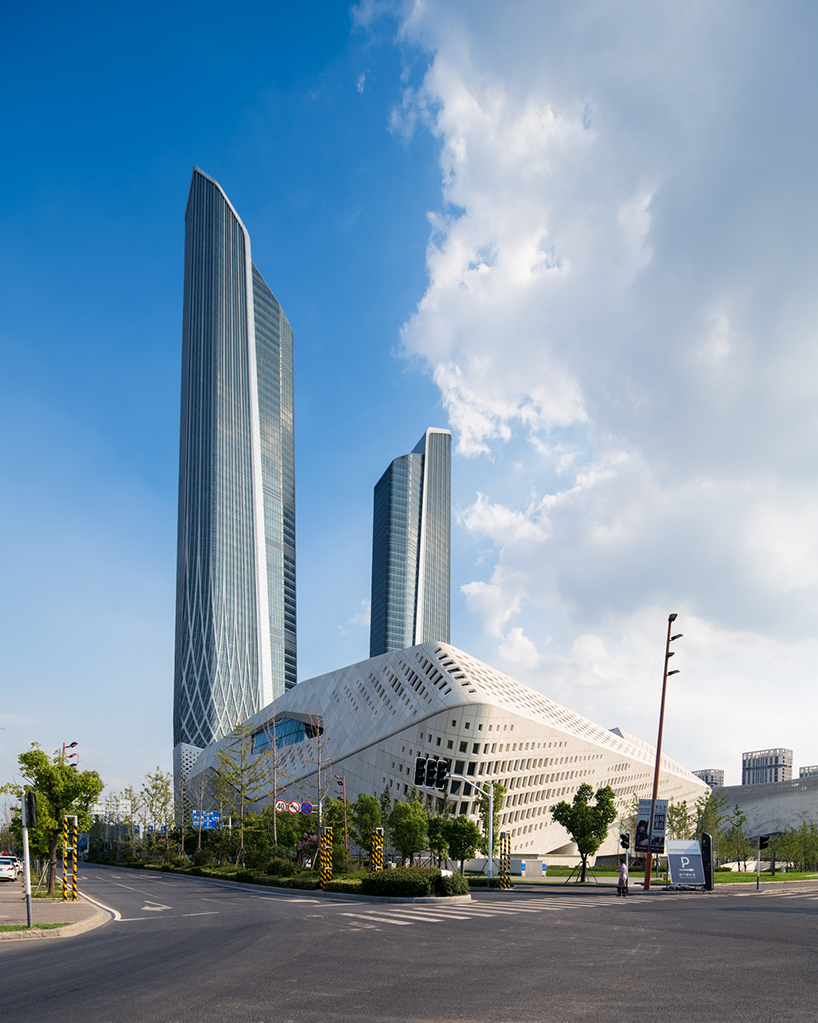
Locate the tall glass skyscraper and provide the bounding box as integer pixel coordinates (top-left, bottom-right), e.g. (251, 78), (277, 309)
(370, 428), (452, 657)
(174, 168), (296, 776)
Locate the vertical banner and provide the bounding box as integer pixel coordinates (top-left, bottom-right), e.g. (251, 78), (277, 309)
(635, 799), (668, 855)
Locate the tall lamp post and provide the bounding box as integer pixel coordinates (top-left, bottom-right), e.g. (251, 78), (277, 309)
(61, 741), (78, 766)
(643, 613), (682, 891)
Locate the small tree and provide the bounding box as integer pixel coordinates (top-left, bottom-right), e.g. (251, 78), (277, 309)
(426, 815), (449, 867)
(2, 743), (104, 893)
(667, 798), (694, 841)
(443, 815), (482, 874)
(213, 722), (266, 866)
(350, 794), (382, 861)
(475, 781), (507, 860)
(551, 783), (617, 882)
(141, 768), (174, 861)
(388, 800), (427, 865)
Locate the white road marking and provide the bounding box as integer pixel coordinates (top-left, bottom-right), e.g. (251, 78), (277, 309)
(77, 891), (122, 922)
(140, 903), (172, 911)
(339, 912), (412, 926)
(182, 911), (219, 917)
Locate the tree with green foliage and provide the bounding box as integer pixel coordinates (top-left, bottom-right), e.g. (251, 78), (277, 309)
(141, 768), (174, 860)
(551, 783), (617, 882)
(2, 742), (103, 893)
(475, 781), (507, 859)
(349, 794), (382, 859)
(213, 722), (267, 866)
(694, 791), (729, 862)
(426, 814), (449, 866)
(379, 786), (393, 852)
(443, 815), (482, 874)
(667, 798), (695, 840)
(726, 804), (749, 870)
(388, 799), (427, 865)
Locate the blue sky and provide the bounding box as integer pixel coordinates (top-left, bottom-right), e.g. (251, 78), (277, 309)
(3, 0), (818, 794)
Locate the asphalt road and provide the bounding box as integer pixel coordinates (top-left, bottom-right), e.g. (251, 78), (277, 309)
(2, 864), (817, 1022)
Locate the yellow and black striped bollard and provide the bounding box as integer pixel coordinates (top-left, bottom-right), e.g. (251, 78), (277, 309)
(62, 816), (70, 902)
(71, 817), (78, 901)
(371, 827), (384, 871)
(500, 832), (512, 889)
(319, 827), (333, 889)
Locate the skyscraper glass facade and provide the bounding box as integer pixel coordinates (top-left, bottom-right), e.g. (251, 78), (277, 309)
(370, 428), (451, 657)
(174, 168), (296, 756)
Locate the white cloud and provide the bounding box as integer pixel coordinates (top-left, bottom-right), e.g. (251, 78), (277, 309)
(370, 0), (818, 772)
(339, 598), (371, 635)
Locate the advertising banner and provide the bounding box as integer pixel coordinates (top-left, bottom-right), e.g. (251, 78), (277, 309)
(635, 799), (668, 854)
(667, 840), (705, 884)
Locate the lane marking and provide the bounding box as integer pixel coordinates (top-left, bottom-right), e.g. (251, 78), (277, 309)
(182, 911), (219, 917)
(78, 891), (122, 922)
(339, 912), (412, 926)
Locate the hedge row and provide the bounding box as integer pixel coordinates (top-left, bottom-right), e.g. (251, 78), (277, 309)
(100, 860), (470, 897)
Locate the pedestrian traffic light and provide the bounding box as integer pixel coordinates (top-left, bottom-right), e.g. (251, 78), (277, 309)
(435, 759), (450, 789)
(425, 758), (438, 787)
(620, 833), (630, 849)
(414, 757), (427, 785)
(758, 835), (771, 851)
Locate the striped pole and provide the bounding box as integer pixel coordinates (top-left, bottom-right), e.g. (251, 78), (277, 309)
(62, 817), (69, 901)
(71, 817), (78, 901)
(371, 828), (384, 872)
(319, 827), (333, 889)
(500, 832), (512, 889)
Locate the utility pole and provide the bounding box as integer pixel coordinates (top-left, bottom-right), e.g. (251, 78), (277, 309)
(644, 614), (682, 890)
(22, 790), (37, 929)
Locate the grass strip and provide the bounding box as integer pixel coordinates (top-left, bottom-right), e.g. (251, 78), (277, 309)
(0, 922), (70, 932)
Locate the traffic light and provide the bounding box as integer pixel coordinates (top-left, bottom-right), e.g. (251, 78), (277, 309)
(425, 758), (438, 787)
(620, 834), (629, 849)
(435, 760), (450, 789)
(414, 757), (427, 786)
(759, 835), (771, 851)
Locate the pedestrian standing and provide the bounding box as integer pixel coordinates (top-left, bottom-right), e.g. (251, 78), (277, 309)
(617, 856), (629, 897)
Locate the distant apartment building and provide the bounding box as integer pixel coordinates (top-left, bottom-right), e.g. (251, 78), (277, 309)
(693, 768), (724, 788)
(741, 748), (793, 785)
(799, 765), (818, 778)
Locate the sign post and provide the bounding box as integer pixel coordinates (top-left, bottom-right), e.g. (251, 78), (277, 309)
(22, 790), (36, 929)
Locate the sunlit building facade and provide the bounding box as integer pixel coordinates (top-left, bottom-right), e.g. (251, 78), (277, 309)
(173, 167), (296, 779)
(189, 642), (708, 859)
(370, 428), (451, 657)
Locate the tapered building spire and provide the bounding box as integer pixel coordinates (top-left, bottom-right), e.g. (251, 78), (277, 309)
(174, 168), (296, 771)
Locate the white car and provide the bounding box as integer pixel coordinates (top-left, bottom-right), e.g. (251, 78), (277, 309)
(0, 857), (19, 882)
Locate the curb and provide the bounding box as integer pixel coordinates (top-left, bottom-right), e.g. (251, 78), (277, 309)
(0, 906), (109, 943)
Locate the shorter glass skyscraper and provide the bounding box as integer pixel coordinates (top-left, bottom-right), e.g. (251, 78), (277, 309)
(370, 428), (451, 656)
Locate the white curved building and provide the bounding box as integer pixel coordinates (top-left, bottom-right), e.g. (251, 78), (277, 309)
(189, 642), (707, 857)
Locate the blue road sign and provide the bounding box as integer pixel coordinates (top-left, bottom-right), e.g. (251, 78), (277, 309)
(301, 802), (313, 815)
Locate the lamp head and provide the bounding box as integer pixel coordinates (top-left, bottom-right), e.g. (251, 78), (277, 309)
(668, 613), (678, 623)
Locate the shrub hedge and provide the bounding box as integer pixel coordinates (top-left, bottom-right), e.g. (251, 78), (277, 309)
(359, 867), (469, 898)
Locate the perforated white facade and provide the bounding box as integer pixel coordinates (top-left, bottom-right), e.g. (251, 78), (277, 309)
(189, 642), (708, 857)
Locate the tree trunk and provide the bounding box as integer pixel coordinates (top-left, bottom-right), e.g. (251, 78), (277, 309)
(47, 830), (59, 895)
(579, 854), (588, 883)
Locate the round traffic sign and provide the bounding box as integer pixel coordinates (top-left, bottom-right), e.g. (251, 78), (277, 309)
(274, 800), (286, 812)
(301, 802), (313, 815)
(288, 800), (300, 813)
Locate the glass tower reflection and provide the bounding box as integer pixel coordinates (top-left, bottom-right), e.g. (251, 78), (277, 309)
(370, 428), (451, 656)
(174, 168), (296, 756)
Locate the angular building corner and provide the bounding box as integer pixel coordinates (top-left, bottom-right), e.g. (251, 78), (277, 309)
(173, 167), (296, 790)
(370, 427), (452, 657)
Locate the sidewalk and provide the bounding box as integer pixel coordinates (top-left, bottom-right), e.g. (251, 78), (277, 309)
(0, 877), (106, 942)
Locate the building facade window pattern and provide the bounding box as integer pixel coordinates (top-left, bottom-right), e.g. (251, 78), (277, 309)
(370, 428), (451, 657)
(189, 642), (707, 857)
(742, 748), (793, 785)
(693, 768), (724, 788)
(174, 167), (296, 757)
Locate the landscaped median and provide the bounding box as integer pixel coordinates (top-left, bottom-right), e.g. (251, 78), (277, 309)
(102, 861), (482, 898)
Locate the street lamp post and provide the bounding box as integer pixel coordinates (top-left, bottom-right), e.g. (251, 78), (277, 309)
(643, 614), (682, 891)
(61, 741), (78, 766)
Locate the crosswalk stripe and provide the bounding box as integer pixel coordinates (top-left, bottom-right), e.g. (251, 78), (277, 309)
(339, 912), (413, 926)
